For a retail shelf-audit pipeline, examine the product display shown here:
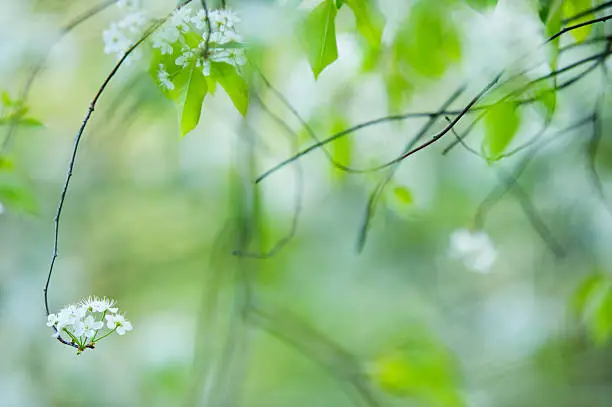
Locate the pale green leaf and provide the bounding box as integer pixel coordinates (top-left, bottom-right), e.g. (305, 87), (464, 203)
(345, 0), (385, 48)
(483, 101), (521, 160)
(179, 64), (208, 137)
(395, 1), (462, 78)
(303, 0), (339, 79)
(562, 0), (595, 42)
(211, 62), (249, 116)
(545, 0), (563, 71)
(0, 182), (38, 214)
(393, 186), (413, 205)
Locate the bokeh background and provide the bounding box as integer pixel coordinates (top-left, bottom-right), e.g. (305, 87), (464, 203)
(1, 0), (612, 406)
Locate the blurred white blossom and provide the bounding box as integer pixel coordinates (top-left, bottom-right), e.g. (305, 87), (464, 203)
(0, 202), (4, 214)
(102, 2), (149, 60)
(449, 228), (498, 273)
(46, 296), (132, 354)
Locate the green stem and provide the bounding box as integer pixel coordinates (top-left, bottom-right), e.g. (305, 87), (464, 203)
(93, 326), (117, 342)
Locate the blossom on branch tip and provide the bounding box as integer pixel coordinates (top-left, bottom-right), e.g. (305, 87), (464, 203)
(46, 296), (132, 354)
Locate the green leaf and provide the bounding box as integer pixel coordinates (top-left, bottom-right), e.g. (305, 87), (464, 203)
(393, 186), (413, 205)
(395, 1), (462, 78)
(562, 0), (595, 42)
(16, 117), (44, 128)
(345, 0), (385, 48)
(371, 335), (463, 406)
(178, 63), (208, 137)
(465, 0), (499, 11)
(303, 0), (339, 79)
(1, 91), (12, 107)
(573, 273), (606, 313)
(0, 157), (14, 171)
(385, 67), (414, 113)
(572, 273), (612, 345)
(545, 0), (563, 70)
(483, 101), (521, 160)
(336, 0), (344, 8)
(0, 182), (38, 214)
(211, 62), (249, 116)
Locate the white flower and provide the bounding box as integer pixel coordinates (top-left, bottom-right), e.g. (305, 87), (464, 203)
(83, 315), (104, 337)
(80, 296), (118, 313)
(227, 48), (246, 67)
(209, 29), (242, 45)
(0, 202), (4, 214)
(56, 304), (86, 330)
(47, 296), (132, 353)
(46, 314), (58, 327)
(152, 25), (180, 55)
(171, 7), (193, 33)
(175, 47), (195, 67)
(449, 228), (497, 273)
(209, 9), (240, 32)
(106, 314), (133, 335)
(117, 11), (147, 34)
(201, 60), (211, 76)
(157, 64), (175, 90)
(102, 23), (131, 57)
(190, 10), (209, 30)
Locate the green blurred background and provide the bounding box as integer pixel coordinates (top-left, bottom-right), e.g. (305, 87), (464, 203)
(1, 0), (612, 406)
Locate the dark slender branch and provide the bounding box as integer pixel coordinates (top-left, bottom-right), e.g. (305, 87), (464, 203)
(562, 0), (612, 24)
(256, 18), (612, 184)
(44, 0), (194, 346)
(201, 0), (212, 56)
(254, 110), (444, 183)
(253, 66), (371, 176)
(1, 0), (118, 154)
(546, 14), (612, 44)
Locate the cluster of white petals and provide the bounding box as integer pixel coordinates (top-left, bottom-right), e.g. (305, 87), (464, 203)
(47, 296), (132, 354)
(449, 228), (498, 273)
(152, 6), (246, 79)
(102, 2), (148, 60)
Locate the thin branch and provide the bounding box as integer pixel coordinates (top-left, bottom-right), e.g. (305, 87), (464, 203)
(255, 18), (612, 184)
(562, 0), (612, 24)
(200, 0), (212, 56)
(546, 14), (612, 44)
(44, 0), (194, 346)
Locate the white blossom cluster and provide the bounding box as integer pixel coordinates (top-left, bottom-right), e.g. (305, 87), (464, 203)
(449, 228), (498, 273)
(102, 0), (148, 60)
(46, 296), (132, 354)
(152, 7), (246, 90)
